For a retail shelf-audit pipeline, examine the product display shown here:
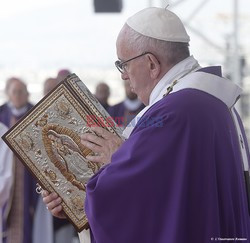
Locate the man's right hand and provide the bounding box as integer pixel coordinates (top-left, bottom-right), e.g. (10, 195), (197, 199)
(42, 190), (66, 219)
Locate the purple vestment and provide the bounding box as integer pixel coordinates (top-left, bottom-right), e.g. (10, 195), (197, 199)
(85, 67), (250, 243)
(0, 102), (38, 243)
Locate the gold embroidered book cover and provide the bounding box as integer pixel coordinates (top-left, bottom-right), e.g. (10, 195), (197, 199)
(2, 74), (123, 232)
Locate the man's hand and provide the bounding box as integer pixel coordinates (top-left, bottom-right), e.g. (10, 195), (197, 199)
(81, 126), (124, 164)
(42, 190), (66, 219)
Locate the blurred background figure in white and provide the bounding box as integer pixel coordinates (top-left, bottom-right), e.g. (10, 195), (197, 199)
(0, 77), (38, 243)
(0, 122), (13, 243)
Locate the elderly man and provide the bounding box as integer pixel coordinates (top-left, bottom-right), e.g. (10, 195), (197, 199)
(0, 78), (38, 243)
(43, 7), (250, 243)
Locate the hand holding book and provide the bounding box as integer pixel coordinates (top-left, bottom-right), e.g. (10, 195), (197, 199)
(42, 125), (124, 221)
(81, 126), (124, 164)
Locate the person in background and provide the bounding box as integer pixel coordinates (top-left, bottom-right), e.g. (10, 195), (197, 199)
(0, 77), (33, 126)
(94, 82), (110, 110)
(108, 80), (144, 127)
(0, 122), (13, 243)
(43, 7), (250, 243)
(0, 77), (38, 243)
(43, 77), (60, 95)
(56, 69), (71, 82)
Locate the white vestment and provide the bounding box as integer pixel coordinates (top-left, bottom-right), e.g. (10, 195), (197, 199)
(0, 123), (13, 243)
(78, 229), (90, 243)
(123, 55), (201, 138)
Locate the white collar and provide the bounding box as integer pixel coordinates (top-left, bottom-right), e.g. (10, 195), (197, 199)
(123, 69), (242, 139)
(123, 56), (200, 138)
(149, 55), (200, 105)
(173, 71), (242, 108)
(124, 98), (143, 111)
(7, 102), (29, 117)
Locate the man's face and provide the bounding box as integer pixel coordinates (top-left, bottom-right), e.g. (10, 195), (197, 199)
(7, 80), (29, 109)
(116, 29), (153, 105)
(124, 80), (137, 100)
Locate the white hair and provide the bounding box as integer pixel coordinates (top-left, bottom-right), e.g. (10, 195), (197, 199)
(120, 24), (190, 66)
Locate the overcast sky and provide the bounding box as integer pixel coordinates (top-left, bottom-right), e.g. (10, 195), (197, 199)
(0, 0), (249, 70)
(0, 0), (249, 104)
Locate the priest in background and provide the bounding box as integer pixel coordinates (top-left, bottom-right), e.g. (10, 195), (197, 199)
(108, 80), (144, 127)
(0, 77), (33, 127)
(0, 77), (38, 243)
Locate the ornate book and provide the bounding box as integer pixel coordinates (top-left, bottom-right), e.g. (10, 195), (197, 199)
(2, 74), (123, 232)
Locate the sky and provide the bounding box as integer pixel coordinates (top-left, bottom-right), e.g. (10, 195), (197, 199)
(0, 0), (249, 103)
(0, 0), (145, 70)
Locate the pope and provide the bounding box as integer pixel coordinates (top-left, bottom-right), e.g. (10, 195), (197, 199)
(43, 7), (250, 243)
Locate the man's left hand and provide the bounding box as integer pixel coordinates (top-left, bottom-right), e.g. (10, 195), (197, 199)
(80, 126), (124, 165)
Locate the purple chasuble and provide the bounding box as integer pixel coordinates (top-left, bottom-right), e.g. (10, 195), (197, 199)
(85, 67), (250, 243)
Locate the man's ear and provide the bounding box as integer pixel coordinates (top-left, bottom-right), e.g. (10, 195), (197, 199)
(146, 54), (161, 79)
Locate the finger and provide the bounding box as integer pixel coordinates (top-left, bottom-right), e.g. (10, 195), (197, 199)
(81, 133), (104, 146)
(43, 192), (59, 204)
(89, 126), (124, 145)
(90, 127), (113, 139)
(50, 205), (64, 218)
(47, 197), (62, 211)
(86, 155), (107, 164)
(95, 127), (123, 144)
(81, 140), (103, 153)
(111, 136), (124, 145)
(41, 190), (49, 197)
